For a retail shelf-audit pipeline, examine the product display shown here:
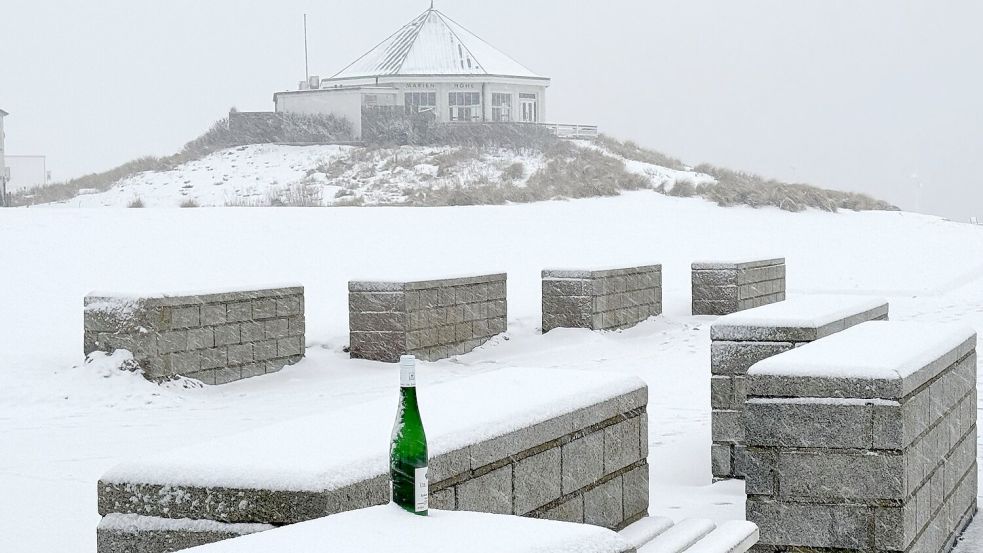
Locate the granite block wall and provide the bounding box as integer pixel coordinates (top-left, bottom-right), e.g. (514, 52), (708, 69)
(745, 323), (978, 553)
(349, 274), (507, 362)
(542, 266), (662, 332)
(84, 287), (305, 385)
(711, 298), (889, 480)
(96, 386), (650, 553)
(692, 259), (786, 316)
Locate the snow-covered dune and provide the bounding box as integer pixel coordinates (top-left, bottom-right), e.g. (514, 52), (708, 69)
(2, 193), (982, 552)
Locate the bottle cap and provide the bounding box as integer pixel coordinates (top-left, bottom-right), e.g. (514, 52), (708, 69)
(400, 355), (416, 367)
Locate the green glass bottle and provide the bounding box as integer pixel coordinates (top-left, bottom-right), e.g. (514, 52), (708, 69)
(390, 355), (429, 515)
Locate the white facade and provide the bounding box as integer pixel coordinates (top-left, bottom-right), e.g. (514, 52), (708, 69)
(274, 8), (550, 138)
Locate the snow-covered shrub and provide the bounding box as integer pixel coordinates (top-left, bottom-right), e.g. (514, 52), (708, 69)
(501, 162), (526, 182)
(127, 196), (145, 208)
(268, 184), (323, 207)
(694, 163), (898, 212)
(668, 180), (697, 197)
(179, 198), (200, 208)
(595, 134), (687, 171)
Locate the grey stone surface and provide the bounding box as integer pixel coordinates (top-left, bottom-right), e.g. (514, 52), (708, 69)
(745, 321), (977, 553)
(97, 527), (265, 553)
(537, 496), (584, 524)
(514, 447), (562, 514)
(561, 431), (605, 494)
(603, 416), (642, 473)
(349, 274), (507, 362)
(456, 465), (514, 515)
(84, 287), (305, 386)
(583, 476), (623, 528)
(622, 464), (649, 519)
(542, 265), (662, 332)
(692, 259), (785, 316)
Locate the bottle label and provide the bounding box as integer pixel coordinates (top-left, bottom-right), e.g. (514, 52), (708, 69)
(414, 466), (429, 512)
(401, 365), (416, 388)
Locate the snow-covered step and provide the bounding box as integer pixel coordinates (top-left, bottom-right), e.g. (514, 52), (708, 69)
(177, 505), (637, 553)
(624, 517), (758, 553)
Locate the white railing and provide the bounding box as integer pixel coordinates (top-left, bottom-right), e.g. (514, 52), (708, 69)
(540, 123), (599, 140)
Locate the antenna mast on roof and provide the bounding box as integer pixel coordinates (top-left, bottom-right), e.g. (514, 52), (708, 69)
(430, 1), (434, 9)
(303, 14), (310, 81)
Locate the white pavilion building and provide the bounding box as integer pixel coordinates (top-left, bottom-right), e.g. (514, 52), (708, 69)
(274, 7), (553, 139)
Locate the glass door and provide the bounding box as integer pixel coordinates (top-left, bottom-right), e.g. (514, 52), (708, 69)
(519, 93), (538, 123)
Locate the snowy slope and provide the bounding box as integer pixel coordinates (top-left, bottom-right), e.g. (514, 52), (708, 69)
(39, 143), (712, 208)
(1, 193), (982, 552)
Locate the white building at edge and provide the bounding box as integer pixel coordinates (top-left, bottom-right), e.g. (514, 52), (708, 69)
(0, 109), (8, 207)
(274, 6), (550, 139)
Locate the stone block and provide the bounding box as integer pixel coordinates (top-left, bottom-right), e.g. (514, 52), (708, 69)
(711, 444), (732, 479)
(622, 464), (649, 519)
(158, 331), (188, 354)
(748, 498), (872, 550)
(711, 342), (794, 376)
(562, 431), (605, 494)
(214, 367), (242, 385)
(776, 450), (904, 501)
(457, 465), (513, 515)
(227, 344), (253, 366)
(252, 299), (277, 320)
(227, 302), (253, 323)
(214, 324), (241, 347)
(712, 410), (744, 444)
(349, 292), (405, 313)
(276, 295), (304, 317)
(514, 447), (562, 514)
(200, 304), (228, 326)
(277, 337), (304, 357)
(264, 319), (290, 340)
(745, 400), (873, 449)
(253, 340), (279, 362)
(603, 416), (642, 473)
(240, 362), (268, 380)
(240, 321), (265, 343)
(584, 476), (623, 529)
(170, 306), (200, 329)
(187, 328), (215, 350)
(169, 350), (201, 375)
(430, 488), (455, 510)
(200, 348), (227, 370)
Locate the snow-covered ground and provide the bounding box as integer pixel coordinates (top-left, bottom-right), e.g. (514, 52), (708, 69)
(1, 192), (982, 551)
(37, 142), (712, 208)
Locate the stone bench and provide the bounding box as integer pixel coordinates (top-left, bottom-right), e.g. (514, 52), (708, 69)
(692, 259), (786, 316)
(745, 321), (978, 553)
(542, 265), (662, 332)
(710, 294), (889, 480)
(97, 368), (650, 553)
(622, 517), (758, 553)
(84, 286), (305, 385)
(349, 274), (507, 362)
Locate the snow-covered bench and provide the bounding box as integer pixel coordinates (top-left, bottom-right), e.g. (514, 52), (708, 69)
(709, 294), (888, 480)
(541, 265), (663, 332)
(746, 321), (977, 553)
(158, 507), (758, 553)
(97, 368), (650, 553)
(692, 258), (786, 316)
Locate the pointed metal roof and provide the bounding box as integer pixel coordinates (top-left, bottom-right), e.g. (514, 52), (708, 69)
(330, 8), (547, 81)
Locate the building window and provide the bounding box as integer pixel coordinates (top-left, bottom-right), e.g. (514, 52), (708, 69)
(362, 94), (379, 107)
(449, 92), (481, 122)
(519, 93), (539, 123)
(405, 92), (437, 115)
(491, 93), (513, 122)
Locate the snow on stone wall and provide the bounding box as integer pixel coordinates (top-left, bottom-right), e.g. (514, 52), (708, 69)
(83, 287), (305, 384)
(692, 259), (786, 316)
(709, 295), (889, 480)
(744, 321), (978, 553)
(349, 274), (507, 362)
(541, 265), (663, 332)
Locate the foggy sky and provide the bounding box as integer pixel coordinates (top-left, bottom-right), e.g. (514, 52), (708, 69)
(1, 0), (981, 220)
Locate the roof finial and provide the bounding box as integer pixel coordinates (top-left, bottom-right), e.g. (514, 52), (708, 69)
(430, 0), (434, 10)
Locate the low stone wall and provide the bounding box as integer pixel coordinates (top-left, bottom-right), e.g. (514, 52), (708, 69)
(745, 322), (978, 553)
(96, 369), (649, 553)
(710, 295), (889, 480)
(349, 274), (507, 362)
(692, 259), (786, 316)
(84, 287), (305, 385)
(541, 266), (662, 332)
